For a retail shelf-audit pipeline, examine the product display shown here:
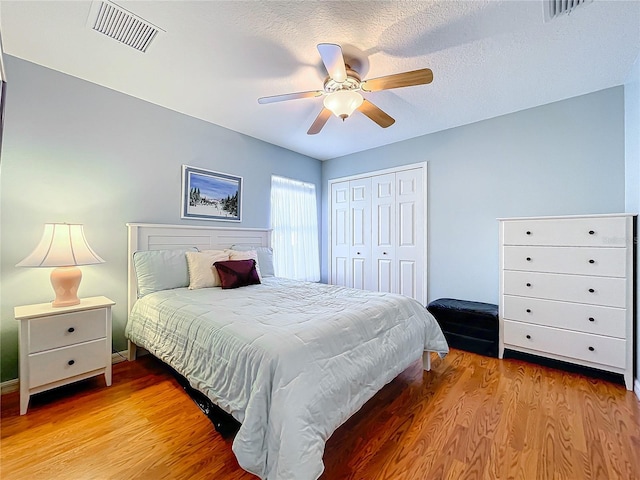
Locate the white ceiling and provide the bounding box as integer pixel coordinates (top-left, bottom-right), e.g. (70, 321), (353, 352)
(1, 1), (639, 161)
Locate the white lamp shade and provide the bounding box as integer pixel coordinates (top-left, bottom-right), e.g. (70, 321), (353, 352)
(323, 90), (364, 119)
(16, 223), (105, 267)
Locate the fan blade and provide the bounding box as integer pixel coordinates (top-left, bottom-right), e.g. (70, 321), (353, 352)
(357, 99), (395, 128)
(258, 90), (324, 104)
(307, 108), (332, 135)
(317, 43), (347, 83)
(360, 68), (433, 92)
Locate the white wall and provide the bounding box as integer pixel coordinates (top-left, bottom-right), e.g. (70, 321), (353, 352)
(322, 88), (626, 305)
(624, 53), (640, 394)
(0, 56), (321, 382)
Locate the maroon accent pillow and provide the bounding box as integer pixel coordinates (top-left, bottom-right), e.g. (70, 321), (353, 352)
(213, 259), (261, 289)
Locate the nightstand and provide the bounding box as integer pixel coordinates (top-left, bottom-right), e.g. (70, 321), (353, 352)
(14, 296), (115, 415)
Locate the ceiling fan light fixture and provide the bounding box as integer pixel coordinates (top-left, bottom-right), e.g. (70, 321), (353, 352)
(323, 90), (363, 120)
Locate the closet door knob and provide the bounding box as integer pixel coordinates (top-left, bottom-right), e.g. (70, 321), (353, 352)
(588, 259), (595, 264)
(588, 288), (595, 293)
(588, 230), (595, 235)
(588, 317), (595, 322)
(588, 346), (595, 352)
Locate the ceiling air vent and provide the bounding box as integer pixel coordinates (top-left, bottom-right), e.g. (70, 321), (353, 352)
(544, 0), (593, 21)
(88, 1), (163, 52)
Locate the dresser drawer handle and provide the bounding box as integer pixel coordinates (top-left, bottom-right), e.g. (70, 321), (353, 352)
(526, 308), (532, 313)
(588, 288), (595, 293)
(68, 360), (75, 366)
(588, 230), (595, 235)
(588, 259), (595, 264)
(526, 257), (532, 262)
(67, 327), (75, 333)
(526, 283), (532, 287)
(588, 346), (595, 352)
(526, 335), (531, 340)
(525, 231), (531, 235)
(588, 317), (595, 322)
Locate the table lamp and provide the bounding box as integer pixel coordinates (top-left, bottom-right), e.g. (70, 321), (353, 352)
(16, 223), (105, 307)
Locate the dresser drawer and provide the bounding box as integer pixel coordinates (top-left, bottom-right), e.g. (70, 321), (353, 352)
(503, 271), (626, 307)
(29, 309), (106, 354)
(502, 217), (628, 247)
(28, 339), (107, 388)
(502, 295), (626, 338)
(503, 320), (626, 368)
(503, 246), (627, 277)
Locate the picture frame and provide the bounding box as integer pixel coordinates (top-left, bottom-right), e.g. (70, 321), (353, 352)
(181, 165), (242, 222)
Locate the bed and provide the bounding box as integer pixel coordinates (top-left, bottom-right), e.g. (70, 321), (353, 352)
(125, 223), (448, 480)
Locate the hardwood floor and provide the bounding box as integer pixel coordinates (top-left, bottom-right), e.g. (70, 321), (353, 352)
(2, 349), (639, 479)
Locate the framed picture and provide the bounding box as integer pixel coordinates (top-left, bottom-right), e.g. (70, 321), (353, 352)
(181, 165), (242, 221)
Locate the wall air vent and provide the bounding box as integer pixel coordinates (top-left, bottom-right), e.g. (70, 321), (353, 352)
(88, 1), (163, 52)
(544, 0), (593, 21)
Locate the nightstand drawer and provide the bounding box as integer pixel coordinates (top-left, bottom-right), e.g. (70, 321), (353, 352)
(28, 339), (107, 388)
(503, 320), (626, 368)
(29, 309), (106, 353)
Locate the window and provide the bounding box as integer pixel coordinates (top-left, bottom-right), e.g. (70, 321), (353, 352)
(270, 175), (320, 281)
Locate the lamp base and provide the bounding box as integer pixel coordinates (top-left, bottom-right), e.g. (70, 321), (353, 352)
(51, 266), (82, 307)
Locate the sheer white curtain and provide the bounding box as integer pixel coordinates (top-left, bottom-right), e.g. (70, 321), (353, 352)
(270, 175), (320, 281)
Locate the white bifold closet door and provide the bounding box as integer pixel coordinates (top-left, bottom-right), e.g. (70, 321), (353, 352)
(330, 165), (426, 305)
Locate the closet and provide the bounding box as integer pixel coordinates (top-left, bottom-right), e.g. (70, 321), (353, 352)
(329, 163), (427, 305)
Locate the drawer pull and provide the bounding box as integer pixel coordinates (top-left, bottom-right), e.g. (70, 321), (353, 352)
(526, 308), (532, 313)
(588, 317), (595, 322)
(588, 346), (595, 352)
(588, 259), (595, 264)
(526, 257), (532, 262)
(67, 327), (75, 333)
(588, 288), (595, 293)
(357, 252), (361, 255)
(526, 335), (531, 339)
(68, 360), (75, 366)
(525, 231), (531, 235)
(588, 230), (595, 235)
(526, 283), (532, 287)
(383, 252), (388, 255)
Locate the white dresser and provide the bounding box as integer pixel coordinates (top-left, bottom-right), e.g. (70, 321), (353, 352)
(498, 214), (635, 390)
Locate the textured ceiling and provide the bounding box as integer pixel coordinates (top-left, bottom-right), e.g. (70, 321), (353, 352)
(1, 0), (639, 160)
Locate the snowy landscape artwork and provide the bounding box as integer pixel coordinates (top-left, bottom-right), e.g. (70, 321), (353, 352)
(182, 165), (242, 221)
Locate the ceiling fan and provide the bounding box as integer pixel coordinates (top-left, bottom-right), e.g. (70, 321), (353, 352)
(258, 43), (434, 135)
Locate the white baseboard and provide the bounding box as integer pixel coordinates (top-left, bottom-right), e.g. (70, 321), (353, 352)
(635, 378), (640, 402)
(1, 350), (130, 395)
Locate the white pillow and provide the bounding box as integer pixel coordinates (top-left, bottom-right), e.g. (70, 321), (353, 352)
(231, 245), (275, 277)
(228, 249), (262, 280)
(186, 250), (230, 289)
(133, 248), (197, 297)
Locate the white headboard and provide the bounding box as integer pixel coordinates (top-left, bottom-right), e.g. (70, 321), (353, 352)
(127, 223), (271, 315)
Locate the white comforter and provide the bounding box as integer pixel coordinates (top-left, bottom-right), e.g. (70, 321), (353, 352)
(125, 278), (448, 479)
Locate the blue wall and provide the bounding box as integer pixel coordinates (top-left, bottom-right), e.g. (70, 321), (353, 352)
(624, 54), (640, 391)
(322, 88), (626, 305)
(0, 56), (321, 382)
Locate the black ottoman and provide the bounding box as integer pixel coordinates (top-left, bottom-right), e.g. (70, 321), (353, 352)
(427, 298), (499, 357)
